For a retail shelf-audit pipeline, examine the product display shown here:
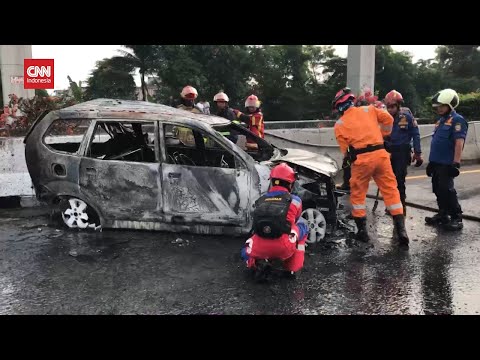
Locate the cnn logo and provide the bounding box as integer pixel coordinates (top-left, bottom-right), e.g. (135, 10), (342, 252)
(24, 59), (54, 89)
(26, 66), (51, 77)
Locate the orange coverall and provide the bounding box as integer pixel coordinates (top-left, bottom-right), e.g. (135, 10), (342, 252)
(334, 105), (403, 218)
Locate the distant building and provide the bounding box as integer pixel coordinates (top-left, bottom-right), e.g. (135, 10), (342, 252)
(0, 45), (35, 106)
(53, 89), (70, 97)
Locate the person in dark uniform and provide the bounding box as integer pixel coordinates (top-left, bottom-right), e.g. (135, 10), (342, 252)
(425, 89), (468, 231)
(213, 91), (241, 143)
(383, 90), (422, 215)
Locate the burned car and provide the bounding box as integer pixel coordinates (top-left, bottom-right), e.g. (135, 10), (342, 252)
(24, 99), (339, 243)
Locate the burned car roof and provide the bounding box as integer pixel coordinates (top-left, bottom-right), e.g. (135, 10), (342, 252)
(269, 148), (338, 178)
(56, 98), (230, 126)
(25, 98), (340, 238)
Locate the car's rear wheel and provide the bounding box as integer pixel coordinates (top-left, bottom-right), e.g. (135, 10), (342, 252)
(53, 197), (101, 230)
(301, 208), (326, 243)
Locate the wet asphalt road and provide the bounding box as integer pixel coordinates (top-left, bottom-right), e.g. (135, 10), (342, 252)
(1, 196), (479, 315)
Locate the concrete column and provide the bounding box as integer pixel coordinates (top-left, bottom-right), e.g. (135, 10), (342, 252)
(346, 45), (375, 95)
(0, 45), (35, 105)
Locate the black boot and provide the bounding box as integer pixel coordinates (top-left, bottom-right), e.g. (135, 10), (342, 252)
(354, 217), (370, 242)
(253, 259), (272, 283)
(393, 214), (409, 246)
(425, 210), (449, 226)
(443, 215), (463, 231)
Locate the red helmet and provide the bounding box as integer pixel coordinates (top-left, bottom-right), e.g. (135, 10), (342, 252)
(384, 90), (403, 106)
(270, 163), (296, 184)
(332, 87), (355, 109)
(213, 92), (229, 102)
(245, 94), (260, 108)
(356, 86), (378, 106)
(374, 100), (386, 109)
(181, 85), (198, 100)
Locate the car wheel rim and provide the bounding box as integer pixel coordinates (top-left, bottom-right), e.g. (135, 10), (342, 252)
(61, 198), (90, 229)
(301, 208), (326, 244)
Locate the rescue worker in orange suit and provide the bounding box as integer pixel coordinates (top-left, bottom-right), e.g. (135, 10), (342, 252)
(338, 88), (381, 191)
(383, 90), (422, 215)
(176, 85), (203, 114)
(233, 95), (264, 150)
(425, 89), (468, 231)
(333, 87), (409, 245)
(240, 163), (309, 281)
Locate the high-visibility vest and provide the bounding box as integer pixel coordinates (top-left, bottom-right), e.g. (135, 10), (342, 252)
(175, 127), (217, 147)
(218, 120), (241, 136)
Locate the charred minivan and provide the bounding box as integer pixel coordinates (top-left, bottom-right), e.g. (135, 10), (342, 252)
(24, 99), (339, 243)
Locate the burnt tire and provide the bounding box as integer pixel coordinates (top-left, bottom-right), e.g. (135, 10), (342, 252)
(52, 197), (101, 230)
(301, 208), (327, 244)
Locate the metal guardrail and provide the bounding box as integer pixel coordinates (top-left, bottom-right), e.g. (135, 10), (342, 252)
(266, 121), (480, 145)
(264, 118), (437, 130)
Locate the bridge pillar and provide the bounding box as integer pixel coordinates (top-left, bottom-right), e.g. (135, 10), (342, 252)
(346, 45), (375, 95)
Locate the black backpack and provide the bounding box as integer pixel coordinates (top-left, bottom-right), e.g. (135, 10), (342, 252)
(253, 192), (292, 239)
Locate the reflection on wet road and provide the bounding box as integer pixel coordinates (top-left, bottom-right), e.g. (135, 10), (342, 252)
(1, 200), (479, 315)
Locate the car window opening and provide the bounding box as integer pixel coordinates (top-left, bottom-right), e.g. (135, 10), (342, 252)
(164, 124), (237, 169)
(87, 121), (156, 163)
(43, 119), (91, 154)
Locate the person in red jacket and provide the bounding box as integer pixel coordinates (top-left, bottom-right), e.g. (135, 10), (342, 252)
(241, 163), (309, 282)
(233, 95), (264, 149)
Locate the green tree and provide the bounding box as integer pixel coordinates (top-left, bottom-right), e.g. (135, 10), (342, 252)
(303, 46), (346, 118)
(112, 45), (159, 101)
(84, 58), (137, 100)
(152, 45), (253, 109)
(35, 89), (49, 97)
(374, 45), (419, 113)
(67, 76), (84, 102)
(435, 45), (480, 93)
(247, 45), (315, 120)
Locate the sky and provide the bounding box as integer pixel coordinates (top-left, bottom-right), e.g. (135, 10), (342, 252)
(32, 45), (439, 92)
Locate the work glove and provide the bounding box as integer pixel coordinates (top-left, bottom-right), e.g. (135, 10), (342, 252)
(426, 162), (434, 177)
(383, 136), (392, 153)
(384, 141), (391, 153)
(449, 162), (460, 177)
(412, 153), (423, 167)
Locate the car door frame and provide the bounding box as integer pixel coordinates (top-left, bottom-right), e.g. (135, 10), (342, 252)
(158, 119), (254, 227)
(77, 118), (163, 225)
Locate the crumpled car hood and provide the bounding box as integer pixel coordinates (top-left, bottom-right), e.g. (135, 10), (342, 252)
(266, 148), (339, 177)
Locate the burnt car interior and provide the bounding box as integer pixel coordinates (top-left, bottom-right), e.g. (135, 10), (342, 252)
(43, 119), (91, 154)
(290, 165), (338, 224)
(163, 124), (237, 169)
(212, 123), (275, 162)
(86, 121), (156, 162)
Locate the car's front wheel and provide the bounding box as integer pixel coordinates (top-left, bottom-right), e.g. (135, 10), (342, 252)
(301, 208), (326, 244)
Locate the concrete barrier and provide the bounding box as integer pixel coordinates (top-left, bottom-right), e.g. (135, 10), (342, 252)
(265, 121), (480, 168)
(0, 137), (34, 198)
(1, 121), (479, 205)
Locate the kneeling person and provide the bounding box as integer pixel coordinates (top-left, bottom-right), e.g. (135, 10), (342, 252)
(241, 163), (309, 281)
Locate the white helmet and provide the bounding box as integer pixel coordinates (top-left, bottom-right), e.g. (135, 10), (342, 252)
(213, 92), (229, 102)
(245, 94), (260, 108)
(180, 85), (198, 100)
(432, 89), (459, 110)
